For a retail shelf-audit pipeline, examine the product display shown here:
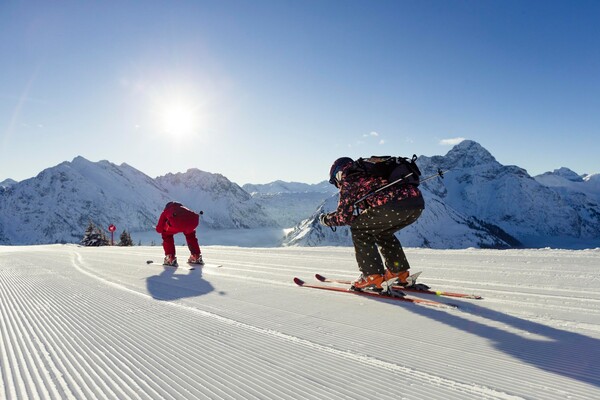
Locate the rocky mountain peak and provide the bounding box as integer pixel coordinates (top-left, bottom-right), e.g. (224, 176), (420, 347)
(444, 139), (498, 169)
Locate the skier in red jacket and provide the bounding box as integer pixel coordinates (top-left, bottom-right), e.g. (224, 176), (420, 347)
(156, 202), (203, 266)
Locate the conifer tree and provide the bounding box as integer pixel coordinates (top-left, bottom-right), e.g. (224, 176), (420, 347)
(81, 221), (110, 247)
(81, 222), (95, 246)
(118, 230), (134, 246)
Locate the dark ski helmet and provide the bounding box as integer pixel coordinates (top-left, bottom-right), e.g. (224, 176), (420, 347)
(329, 157), (354, 186)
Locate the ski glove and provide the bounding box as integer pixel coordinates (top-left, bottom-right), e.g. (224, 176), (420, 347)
(318, 213), (330, 226)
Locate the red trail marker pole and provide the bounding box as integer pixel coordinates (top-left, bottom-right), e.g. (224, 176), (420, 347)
(108, 224), (116, 246)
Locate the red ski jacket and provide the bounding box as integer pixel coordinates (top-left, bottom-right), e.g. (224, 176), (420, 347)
(156, 202), (200, 234)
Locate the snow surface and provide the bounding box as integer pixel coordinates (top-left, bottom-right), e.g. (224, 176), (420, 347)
(2, 244), (600, 399)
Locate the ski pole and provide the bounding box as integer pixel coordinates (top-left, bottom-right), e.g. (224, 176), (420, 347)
(421, 168), (448, 183)
(353, 168), (448, 215)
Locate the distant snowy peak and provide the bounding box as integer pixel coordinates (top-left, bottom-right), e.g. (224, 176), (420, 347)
(582, 174), (600, 201)
(0, 178), (17, 188)
(157, 168), (252, 201)
(243, 180), (335, 195)
(241, 180), (336, 228)
(537, 167), (584, 183)
(535, 168), (600, 204)
(156, 168), (276, 229)
(443, 139), (499, 169)
(159, 168), (226, 184)
(584, 173), (600, 185)
(535, 168), (592, 188)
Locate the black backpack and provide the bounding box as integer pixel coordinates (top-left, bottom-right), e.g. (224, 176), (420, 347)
(349, 155), (421, 186)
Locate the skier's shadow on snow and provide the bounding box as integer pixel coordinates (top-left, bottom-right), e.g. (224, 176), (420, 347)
(146, 266), (216, 301)
(406, 298), (600, 388)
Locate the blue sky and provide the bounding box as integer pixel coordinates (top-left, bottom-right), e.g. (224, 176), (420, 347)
(1, 0), (599, 184)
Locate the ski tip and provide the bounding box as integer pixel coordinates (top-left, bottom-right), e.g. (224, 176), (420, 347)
(314, 273), (326, 282)
(293, 277), (305, 286)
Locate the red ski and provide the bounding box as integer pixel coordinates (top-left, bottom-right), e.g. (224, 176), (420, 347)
(314, 273), (482, 300)
(293, 278), (456, 309)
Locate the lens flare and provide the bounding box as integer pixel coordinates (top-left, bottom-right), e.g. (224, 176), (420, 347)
(160, 102), (197, 138)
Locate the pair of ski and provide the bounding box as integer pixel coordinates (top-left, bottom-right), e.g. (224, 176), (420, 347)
(294, 272), (482, 309)
(146, 260), (203, 270)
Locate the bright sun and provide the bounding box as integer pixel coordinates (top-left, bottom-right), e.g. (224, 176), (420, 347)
(160, 102), (197, 138)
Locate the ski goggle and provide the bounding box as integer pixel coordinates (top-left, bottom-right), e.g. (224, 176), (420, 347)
(329, 158), (353, 186)
(329, 167), (344, 186)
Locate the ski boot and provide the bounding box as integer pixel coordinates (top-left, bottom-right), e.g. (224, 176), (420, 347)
(382, 269), (409, 286)
(163, 254), (178, 267)
(187, 254), (204, 265)
(350, 273), (384, 291)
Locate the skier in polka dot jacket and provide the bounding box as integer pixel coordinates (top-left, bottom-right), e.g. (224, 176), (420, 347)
(319, 158), (425, 290)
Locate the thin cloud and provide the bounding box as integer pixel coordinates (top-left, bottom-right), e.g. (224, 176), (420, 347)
(355, 131), (384, 147)
(439, 137), (466, 146)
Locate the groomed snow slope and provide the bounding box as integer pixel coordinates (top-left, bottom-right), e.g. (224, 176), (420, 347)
(1, 245), (600, 399)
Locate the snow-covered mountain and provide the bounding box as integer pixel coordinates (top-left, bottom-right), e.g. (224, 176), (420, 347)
(243, 180), (334, 195)
(0, 158), (275, 245)
(0, 157), (168, 244)
(421, 141), (600, 247)
(242, 180), (337, 228)
(535, 168), (600, 204)
(1, 141), (598, 248)
(156, 169), (276, 229)
(0, 178), (17, 188)
(284, 140), (600, 249)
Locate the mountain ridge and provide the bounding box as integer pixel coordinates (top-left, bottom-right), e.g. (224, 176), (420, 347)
(1, 140), (598, 248)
